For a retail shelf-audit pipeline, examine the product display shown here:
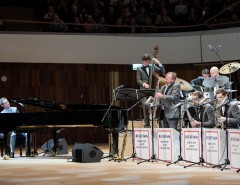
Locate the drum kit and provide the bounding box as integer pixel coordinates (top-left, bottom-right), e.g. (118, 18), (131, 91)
(203, 62), (240, 94)
(180, 62), (240, 101)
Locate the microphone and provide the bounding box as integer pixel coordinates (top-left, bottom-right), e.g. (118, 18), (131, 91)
(113, 85), (124, 91)
(209, 44), (222, 51)
(208, 44), (213, 51)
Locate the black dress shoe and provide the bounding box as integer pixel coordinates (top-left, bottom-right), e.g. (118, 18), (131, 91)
(10, 152), (14, 158)
(25, 151), (31, 157)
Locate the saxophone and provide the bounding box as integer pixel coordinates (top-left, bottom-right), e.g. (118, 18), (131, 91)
(149, 79), (161, 120)
(215, 97), (228, 129)
(120, 124), (128, 159)
(185, 98), (211, 128)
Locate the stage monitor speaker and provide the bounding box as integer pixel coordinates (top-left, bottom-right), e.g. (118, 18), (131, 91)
(42, 138), (68, 155)
(72, 143), (103, 163)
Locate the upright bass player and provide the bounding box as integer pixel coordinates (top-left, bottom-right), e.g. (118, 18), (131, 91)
(136, 52), (165, 128)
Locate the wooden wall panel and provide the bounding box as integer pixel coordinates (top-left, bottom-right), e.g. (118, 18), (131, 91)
(1, 62), (239, 145)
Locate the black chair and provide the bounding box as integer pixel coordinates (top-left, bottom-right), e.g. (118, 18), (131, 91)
(0, 132), (5, 157)
(7, 131), (27, 157)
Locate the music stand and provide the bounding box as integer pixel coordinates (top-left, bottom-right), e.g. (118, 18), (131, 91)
(114, 89), (154, 162)
(101, 89), (122, 162)
(114, 88), (138, 101)
(114, 88), (138, 162)
(137, 89), (155, 99)
(117, 97), (146, 162)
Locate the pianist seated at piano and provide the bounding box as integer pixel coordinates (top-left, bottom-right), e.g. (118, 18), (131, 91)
(0, 97), (29, 158)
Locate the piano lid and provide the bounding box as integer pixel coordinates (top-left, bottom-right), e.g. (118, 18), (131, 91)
(12, 98), (125, 111)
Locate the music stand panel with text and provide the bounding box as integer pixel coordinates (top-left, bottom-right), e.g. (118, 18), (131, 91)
(134, 128), (152, 160)
(154, 128), (179, 162)
(182, 128), (201, 163)
(203, 128), (226, 165)
(228, 129), (240, 170)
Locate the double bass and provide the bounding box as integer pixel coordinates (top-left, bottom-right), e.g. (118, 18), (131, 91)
(151, 45), (193, 92)
(150, 45), (166, 88)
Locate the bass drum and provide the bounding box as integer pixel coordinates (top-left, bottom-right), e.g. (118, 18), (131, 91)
(203, 92), (214, 99)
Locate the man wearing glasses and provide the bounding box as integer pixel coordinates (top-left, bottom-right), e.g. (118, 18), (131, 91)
(187, 91), (215, 128)
(215, 88), (240, 129)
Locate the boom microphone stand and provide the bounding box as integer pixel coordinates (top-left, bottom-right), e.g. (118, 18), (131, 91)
(167, 100), (194, 166)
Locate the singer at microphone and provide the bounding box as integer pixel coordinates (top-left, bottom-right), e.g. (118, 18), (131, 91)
(215, 88), (240, 129)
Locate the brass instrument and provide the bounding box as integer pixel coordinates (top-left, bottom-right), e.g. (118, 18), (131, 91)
(147, 79), (161, 120)
(215, 97), (228, 129)
(185, 98), (211, 128)
(120, 124), (128, 159)
(177, 100), (187, 130)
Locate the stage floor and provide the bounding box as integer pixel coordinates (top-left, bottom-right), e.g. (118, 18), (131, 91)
(0, 143), (240, 185)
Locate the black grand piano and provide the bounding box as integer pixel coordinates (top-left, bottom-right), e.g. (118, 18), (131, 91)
(0, 98), (128, 156)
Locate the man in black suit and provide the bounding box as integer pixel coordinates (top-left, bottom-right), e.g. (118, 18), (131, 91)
(187, 91), (216, 128)
(136, 53), (165, 127)
(215, 88), (240, 129)
(136, 53), (165, 89)
(155, 72), (180, 130)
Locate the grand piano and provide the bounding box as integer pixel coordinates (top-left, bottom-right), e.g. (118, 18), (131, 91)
(0, 98), (128, 156)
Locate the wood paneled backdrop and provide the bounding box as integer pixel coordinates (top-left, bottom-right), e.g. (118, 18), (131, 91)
(0, 62), (239, 146)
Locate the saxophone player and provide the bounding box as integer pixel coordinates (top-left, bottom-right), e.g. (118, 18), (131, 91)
(188, 91), (215, 128)
(155, 72), (180, 130)
(215, 88), (240, 129)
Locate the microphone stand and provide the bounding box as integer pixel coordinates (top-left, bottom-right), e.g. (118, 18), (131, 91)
(212, 48), (224, 67)
(210, 44), (233, 99)
(184, 103), (206, 168)
(212, 104), (230, 171)
(101, 88), (120, 162)
(167, 100), (194, 166)
(137, 103), (167, 164)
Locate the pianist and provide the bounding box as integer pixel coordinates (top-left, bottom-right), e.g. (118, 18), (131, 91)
(0, 97), (29, 158)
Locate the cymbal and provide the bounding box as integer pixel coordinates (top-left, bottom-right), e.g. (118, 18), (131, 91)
(226, 89), (238, 93)
(176, 78), (193, 92)
(219, 62), (240, 74)
(203, 75), (229, 88)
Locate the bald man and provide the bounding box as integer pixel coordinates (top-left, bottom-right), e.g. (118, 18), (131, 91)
(204, 66), (231, 92)
(210, 66), (220, 77)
